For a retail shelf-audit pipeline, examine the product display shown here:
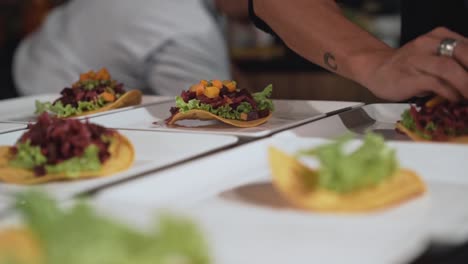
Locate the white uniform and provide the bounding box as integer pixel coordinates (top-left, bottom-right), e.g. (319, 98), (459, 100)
(14, 0), (230, 96)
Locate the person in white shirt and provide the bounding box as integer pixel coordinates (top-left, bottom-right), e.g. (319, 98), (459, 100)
(14, 0), (230, 96)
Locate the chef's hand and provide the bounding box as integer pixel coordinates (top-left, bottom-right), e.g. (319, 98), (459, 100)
(360, 27), (468, 102)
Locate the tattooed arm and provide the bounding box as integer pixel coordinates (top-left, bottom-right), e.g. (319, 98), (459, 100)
(253, 0), (390, 79)
(254, 0), (468, 101)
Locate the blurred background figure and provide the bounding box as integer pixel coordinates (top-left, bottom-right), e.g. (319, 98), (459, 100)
(12, 0), (230, 96)
(1, 0), (408, 103)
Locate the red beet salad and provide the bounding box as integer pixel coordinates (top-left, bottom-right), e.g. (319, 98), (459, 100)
(166, 80), (273, 123)
(10, 113), (115, 176)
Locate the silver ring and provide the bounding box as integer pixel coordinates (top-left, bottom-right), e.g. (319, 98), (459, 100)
(437, 38), (458, 57)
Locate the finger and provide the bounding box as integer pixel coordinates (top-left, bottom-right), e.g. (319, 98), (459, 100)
(428, 27), (468, 43)
(416, 55), (468, 98)
(452, 41), (468, 70)
(412, 75), (460, 102)
(423, 27), (468, 68)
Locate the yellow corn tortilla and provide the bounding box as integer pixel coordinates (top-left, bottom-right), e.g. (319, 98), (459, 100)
(69, 89), (142, 117)
(396, 122), (468, 143)
(268, 146), (426, 213)
(167, 109), (272, 128)
(0, 133), (134, 185)
(0, 228), (42, 264)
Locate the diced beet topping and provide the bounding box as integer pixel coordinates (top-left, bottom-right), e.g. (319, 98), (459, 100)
(112, 83), (125, 95)
(53, 68), (126, 107)
(405, 100), (468, 141)
(167, 82), (268, 123)
(181, 90), (197, 103)
(16, 113), (115, 176)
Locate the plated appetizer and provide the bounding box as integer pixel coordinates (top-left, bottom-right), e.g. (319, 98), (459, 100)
(166, 80), (274, 128)
(396, 96), (468, 143)
(0, 113), (134, 184)
(268, 134), (426, 213)
(0, 192), (211, 264)
(35, 68), (142, 118)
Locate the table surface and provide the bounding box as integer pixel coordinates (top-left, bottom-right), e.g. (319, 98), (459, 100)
(0, 95), (466, 264)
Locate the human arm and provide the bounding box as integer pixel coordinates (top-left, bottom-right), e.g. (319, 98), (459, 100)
(252, 0), (468, 101)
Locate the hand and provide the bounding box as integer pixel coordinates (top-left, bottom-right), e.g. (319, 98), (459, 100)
(362, 27), (468, 102)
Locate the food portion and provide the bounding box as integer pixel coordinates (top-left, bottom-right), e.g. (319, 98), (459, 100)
(396, 96), (468, 142)
(166, 80), (274, 128)
(35, 68), (142, 118)
(0, 113), (134, 184)
(268, 134), (426, 213)
(0, 192), (211, 264)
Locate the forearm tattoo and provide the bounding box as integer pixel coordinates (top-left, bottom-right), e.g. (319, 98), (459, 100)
(324, 52), (338, 71)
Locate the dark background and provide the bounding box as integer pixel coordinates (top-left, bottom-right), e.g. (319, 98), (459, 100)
(0, 0), (67, 99)
(0, 0), (397, 101)
(0, 0), (468, 263)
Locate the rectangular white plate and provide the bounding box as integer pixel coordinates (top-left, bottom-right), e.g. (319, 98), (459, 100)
(0, 191), (428, 264)
(95, 135), (468, 248)
(87, 196), (428, 264)
(0, 129), (238, 200)
(90, 137), (429, 264)
(87, 100), (363, 138)
(270, 135), (468, 245)
(275, 103), (412, 141)
(0, 123), (26, 134)
(0, 94), (172, 123)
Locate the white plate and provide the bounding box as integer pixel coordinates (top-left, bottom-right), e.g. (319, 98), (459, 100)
(277, 103), (411, 141)
(95, 135), (468, 247)
(90, 137), (430, 264)
(95, 139), (429, 263)
(0, 194), (428, 264)
(95, 138), (274, 208)
(0, 94), (172, 123)
(0, 123), (26, 134)
(88, 197), (428, 264)
(0, 129), (238, 200)
(270, 135), (468, 245)
(87, 100), (363, 138)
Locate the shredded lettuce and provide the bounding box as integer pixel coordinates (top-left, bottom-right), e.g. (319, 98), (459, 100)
(44, 145), (102, 177)
(400, 109), (432, 139)
(400, 110), (415, 131)
(9, 141), (47, 169)
(175, 97), (237, 119)
(298, 133), (399, 193)
(252, 84), (274, 111)
(175, 84), (273, 120)
(236, 102), (253, 114)
(9, 144), (102, 177)
(425, 121), (437, 132)
(9, 192), (211, 264)
(35, 97), (106, 118)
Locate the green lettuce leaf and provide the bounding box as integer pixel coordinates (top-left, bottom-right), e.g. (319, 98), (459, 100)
(11, 192), (211, 264)
(175, 97), (241, 120)
(35, 100), (52, 115)
(400, 109), (415, 131)
(44, 145), (102, 177)
(425, 121), (437, 132)
(298, 133), (399, 193)
(9, 141), (47, 169)
(35, 98), (106, 118)
(174, 84), (273, 120)
(253, 84), (274, 111)
(9, 143), (102, 177)
(400, 109), (432, 139)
